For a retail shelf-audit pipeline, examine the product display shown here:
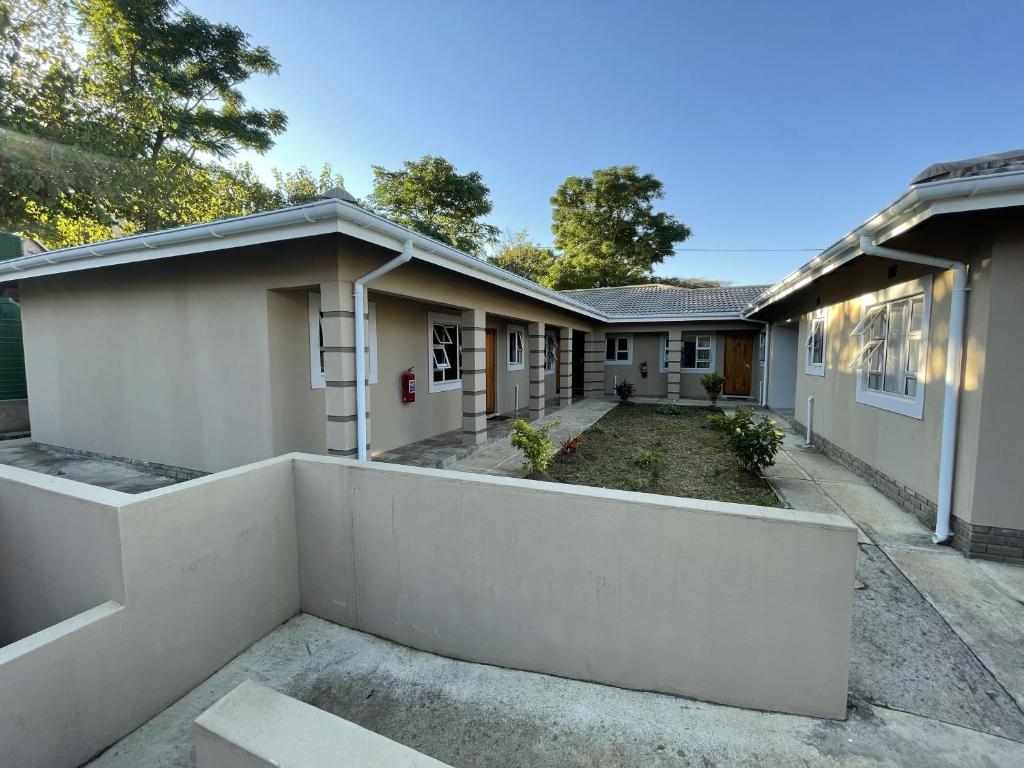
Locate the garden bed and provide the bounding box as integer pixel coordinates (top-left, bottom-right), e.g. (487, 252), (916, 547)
(546, 403), (779, 506)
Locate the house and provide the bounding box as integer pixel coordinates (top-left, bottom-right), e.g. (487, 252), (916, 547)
(0, 190), (765, 476)
(748, 150), (1024, 563)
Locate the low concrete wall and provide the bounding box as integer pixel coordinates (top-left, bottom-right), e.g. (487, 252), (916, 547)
(294, 457), (858, 718)
(195, 680), (450, 768)
(0, 459), (300, 768)
(0, 466), (124, 646)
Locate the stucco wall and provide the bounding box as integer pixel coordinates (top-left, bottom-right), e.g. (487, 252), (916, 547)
(767, 323), (798, 410)
(294, 456), (857, 719)
(0, 467), (124, 647)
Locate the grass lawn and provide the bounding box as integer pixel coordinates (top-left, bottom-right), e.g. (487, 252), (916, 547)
(546, 403), (779, 506)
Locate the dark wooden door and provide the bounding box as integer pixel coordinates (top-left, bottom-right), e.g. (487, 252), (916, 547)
(485, 329), (496, 413)
(723, 335), (753, 396)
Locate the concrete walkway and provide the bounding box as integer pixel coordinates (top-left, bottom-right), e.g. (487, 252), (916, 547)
(451, 398), (618, 477)
(763, 411), (1024, 743)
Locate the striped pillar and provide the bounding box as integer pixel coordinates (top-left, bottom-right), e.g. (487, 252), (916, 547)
(461, 308), (488, 446)
(322, 280), (364, 457)
(666, 329), (683, 400)
(559, 327), (573, 407)
(528, 321), (546, 419)
(584, 330), (606, 397)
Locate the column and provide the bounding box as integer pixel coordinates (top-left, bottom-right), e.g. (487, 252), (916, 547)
(666, 329), (683, 400)
(583, 330), (606, 397)
(528, 321), (546, 419)
(559, 327), (573, 407)
(322, 280), (364, 457)
(461, 308), (488, 446)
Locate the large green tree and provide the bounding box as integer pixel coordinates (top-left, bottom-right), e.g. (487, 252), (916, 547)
(547, 166), (691, 289)
(0, 0), (287, 247)
(365, 154), (499, 255)
(487, 229), (557, 285)
(272, 163), (345, 206)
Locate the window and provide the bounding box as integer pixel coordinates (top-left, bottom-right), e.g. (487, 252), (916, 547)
(851, 276), (931, 419)
(507, 325), (524, 371)
(659, 334), (671, 372)
(681, 334), (713, 370)
(429, 312), (462, 393)
(605, 334), (632, 365)
(544, 331), (558, 375)
(758, 329), (767, 366)
(308, 292), (377, 389)
(805, 308), (826, 376)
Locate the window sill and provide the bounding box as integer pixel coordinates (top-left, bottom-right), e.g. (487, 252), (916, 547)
(507, 363), (524, 372)
(856, 388), (923, 419)
(604, 359), (632, 366)
(428, 380), (462, 394)
(804, 365), (825, 377)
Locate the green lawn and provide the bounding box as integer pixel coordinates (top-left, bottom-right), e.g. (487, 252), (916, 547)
(546, 403), (778, 506)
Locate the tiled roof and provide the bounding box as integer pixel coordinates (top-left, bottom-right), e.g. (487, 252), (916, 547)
(559, 283), (770, 317)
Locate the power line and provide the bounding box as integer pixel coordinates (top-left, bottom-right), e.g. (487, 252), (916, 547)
(677, 248), (824, 253)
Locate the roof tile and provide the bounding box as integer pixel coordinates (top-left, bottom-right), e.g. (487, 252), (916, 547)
(559, 284), (769, 317)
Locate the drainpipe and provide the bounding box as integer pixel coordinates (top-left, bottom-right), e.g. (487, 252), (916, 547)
(354, 240), (414, 461)
(858, 235), (968, 544)
(806, 395), (814, 445)
(761, 321), (771, 407)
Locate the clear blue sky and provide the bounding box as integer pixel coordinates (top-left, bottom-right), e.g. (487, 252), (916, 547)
(191, 0), (1023, 285)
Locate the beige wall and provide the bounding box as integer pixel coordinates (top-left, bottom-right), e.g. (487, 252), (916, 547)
(295, 456), (857, 719)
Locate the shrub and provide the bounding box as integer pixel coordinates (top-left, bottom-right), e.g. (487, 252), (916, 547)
(561, 434), (584, 454)
(700, 372), (725, 405)
(615, 379), (635, 402)
(511, 419), (559, 474)
(711, 408), (785, 473)
(634, 447), (660, 469)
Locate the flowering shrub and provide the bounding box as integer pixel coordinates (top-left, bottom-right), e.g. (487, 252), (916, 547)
(561, 434), (583, 454)
(707, 408), (785, 473)
(511, 419), (558, 474)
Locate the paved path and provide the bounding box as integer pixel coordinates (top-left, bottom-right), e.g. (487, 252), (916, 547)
(764, 412), (1024, 743)
(451, 398), (618, 477)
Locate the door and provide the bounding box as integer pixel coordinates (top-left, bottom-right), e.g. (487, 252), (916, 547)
(723, 335), (753, 396)
(485, 329), (496, 414)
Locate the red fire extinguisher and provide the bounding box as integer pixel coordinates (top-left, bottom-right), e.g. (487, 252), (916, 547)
(640, 361), (649, 378)
(401, 367), (416, 403)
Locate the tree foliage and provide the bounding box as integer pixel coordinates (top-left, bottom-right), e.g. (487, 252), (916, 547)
(487, 229), (556, 285)
(0, 0), (287, 248)
(366, 154), (499, 255)
(272, 163), (345, 206)
(547, 166), (691, 289)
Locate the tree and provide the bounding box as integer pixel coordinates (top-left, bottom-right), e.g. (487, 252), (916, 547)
(547, 166), (691, 290)
(365, 155), (499, 255)
(272, 163), (345, 206)
(487, 229), (556, 285)
(637, 276), (728, 289)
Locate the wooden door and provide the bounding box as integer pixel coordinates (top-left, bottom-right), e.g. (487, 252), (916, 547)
(485, 329), (496, 413)
(723, 335), (753, 396)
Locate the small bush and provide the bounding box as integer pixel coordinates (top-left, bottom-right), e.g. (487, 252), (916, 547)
(590, 422), (609, 435)
(511, 419), (559, 474)
(708, 408), (785, 473)
(615, 379), (635, 402)
(634, 447), (660, 469)
(700, 372), (725, 405)
(561, 434), (583, 454)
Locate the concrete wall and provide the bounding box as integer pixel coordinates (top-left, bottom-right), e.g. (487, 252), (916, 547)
(0, 460), (300, 768)
(0, 397), (29, 432)
(294, 457), (857, 718)
(767, 323), (797, 410)
(195, 680), (451, 768)
(0, 467), (124, 647)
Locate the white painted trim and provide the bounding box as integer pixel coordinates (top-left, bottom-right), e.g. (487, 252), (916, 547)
(854, 275), (932, 420)
(804, 309), (826, 377)
(506, 325), (525, 372)
(308, 291), (325, 389)
(427, 312), (462, 394)
(604, 334), (633, 365)
(658, 333), (670, 373)
(367, 302), (378, 385)
(544, 330), (558, 376)
(680, 332), (716, 373)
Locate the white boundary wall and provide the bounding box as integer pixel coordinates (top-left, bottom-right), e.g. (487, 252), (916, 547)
(0, 454), (857, 767)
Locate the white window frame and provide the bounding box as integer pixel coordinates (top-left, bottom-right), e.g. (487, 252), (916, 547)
(428, 312), (462, 394)
(507, 325), (525, 371)
(758, 329), (767, 366)
(659, 333), (671, 373)
(680, 333), (715, 372)
(853, 275), (932, 420)
(604, 334), (633, 365)
(544, 330), (558, 376)
(309, 292), (378, 389)
(805, 308), (827, 377)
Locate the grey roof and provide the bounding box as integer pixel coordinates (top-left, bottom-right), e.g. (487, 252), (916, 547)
(912, 149), (1024, 185)
(560, 283), (770, 317)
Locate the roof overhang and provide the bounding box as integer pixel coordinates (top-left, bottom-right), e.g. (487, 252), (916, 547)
(603, 313), (759, 324)
(743, 169), (1024, 319)
(0, 198), (604, 322)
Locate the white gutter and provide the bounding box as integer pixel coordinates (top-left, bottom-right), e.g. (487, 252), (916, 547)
(858, 235), (968, 544)
(354, 240), (414, 461)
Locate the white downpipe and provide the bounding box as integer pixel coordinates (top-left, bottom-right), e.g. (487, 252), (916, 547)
(858, 235), (968, 544)
(806, 396), (813, 445)
(354, 240), (414, 461)
(761, 321), (771, 407)
(514, 384), (520, 413)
